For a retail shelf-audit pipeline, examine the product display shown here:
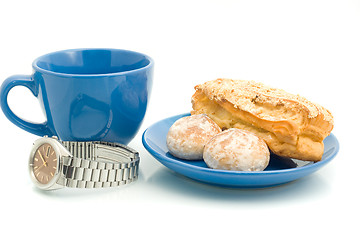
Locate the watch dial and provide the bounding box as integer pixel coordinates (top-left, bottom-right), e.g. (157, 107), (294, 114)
(32, 143), (57, 184)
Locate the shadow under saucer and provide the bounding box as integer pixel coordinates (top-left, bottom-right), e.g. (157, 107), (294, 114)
(146, 166), (331, 204)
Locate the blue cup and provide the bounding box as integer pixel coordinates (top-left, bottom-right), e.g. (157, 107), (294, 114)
(0, 48), (154, 145)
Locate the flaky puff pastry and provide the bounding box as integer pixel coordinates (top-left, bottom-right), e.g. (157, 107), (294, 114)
(191, 78), (334, 161)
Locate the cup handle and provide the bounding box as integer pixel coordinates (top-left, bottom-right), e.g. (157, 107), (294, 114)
(0, 75), (54, 136)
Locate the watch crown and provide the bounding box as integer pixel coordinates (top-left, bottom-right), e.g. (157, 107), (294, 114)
(52, 136), (58, 140)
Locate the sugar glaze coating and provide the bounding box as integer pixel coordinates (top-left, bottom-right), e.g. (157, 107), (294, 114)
(203, 128), (270, 171)
(167, 114), (222, 160)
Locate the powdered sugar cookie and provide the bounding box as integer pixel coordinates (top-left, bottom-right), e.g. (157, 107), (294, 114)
(167, 114), (222, 160)
(203, 128), (270, 171)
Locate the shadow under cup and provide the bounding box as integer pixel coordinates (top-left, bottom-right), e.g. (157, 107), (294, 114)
(0, 48), (154, 145)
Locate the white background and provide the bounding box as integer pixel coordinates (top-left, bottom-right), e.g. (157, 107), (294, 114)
(0, 0), (359, 239)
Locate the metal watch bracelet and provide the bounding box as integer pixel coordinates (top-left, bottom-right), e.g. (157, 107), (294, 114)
(59, 141), (140, 188)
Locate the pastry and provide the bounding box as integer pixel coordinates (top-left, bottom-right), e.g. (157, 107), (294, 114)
(166, 114), (222, 160)
(191, 78), (334, 161)
(203, 128), (270, 171)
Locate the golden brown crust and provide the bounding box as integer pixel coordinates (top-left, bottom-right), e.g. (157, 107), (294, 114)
(191, 78), (334, 161)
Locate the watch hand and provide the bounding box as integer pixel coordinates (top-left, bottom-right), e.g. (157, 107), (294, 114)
(34, 164), (46, 173)
(38, 150), (48, 166)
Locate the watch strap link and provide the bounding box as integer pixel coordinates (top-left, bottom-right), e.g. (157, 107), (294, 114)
(60, 141), (139, 188)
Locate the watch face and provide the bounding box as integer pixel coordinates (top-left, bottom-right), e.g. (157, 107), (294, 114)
(31, 143), (58, 185)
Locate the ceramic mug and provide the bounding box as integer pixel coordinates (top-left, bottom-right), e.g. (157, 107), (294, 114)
(0, 48), (153, 145)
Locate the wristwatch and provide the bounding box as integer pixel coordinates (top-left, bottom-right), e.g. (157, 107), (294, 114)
(28, 136), (140, 190)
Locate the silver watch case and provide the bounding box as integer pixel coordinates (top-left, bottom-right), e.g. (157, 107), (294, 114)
(29, 136), (70, 190)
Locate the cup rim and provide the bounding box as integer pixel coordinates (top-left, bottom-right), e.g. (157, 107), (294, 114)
(32, 48), (154, 78)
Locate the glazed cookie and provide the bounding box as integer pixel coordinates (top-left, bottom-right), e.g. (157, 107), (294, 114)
(167, 114), (222, 160)
(203, 128), (270, 171)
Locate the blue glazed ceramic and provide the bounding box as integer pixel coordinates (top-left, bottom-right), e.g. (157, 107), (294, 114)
(142, 113), (340, 188)
(1, 48), (153, 144)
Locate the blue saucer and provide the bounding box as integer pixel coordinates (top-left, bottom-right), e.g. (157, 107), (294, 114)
(142, 113), (339, 188)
